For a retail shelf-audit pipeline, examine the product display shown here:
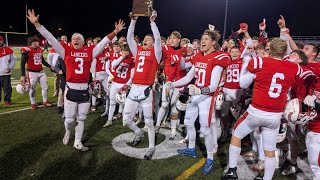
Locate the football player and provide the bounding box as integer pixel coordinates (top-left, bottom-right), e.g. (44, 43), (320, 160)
(222, 38), (304, 180)
(123, 12), (161, 160)
(20, 36), (54, 110)
(27, 9), (125, 151)
(167, 29), (231, 174)
(103, 43), (134, 127)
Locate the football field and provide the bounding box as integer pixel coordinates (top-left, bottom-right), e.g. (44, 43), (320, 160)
(0, 48), (313, 179)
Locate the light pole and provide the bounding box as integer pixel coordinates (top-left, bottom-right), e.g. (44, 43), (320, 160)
(222, 0), (229, 41)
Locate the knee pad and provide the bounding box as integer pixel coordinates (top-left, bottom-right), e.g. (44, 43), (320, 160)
(65, 118), (75, 125)
(77, 115), (87, 121)
(161, 101), (169, 109)
(200, 126), (211, 136)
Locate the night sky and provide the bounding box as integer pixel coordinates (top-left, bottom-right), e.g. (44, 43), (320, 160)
(1, 0), (320, 43)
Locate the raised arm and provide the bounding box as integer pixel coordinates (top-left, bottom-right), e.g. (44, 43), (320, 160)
(27, 9), (65, 58)
(127, 16), (138, 58)
(93, 20), (126, 59)
(150, 13), (162, 64)
(240, 56), (255, 89)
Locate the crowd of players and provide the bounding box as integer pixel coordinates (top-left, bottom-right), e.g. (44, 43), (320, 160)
(0, 9), (319, 180)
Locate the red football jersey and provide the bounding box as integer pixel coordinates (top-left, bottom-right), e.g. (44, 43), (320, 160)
(247, 57), (303, 112)
(62, 43), (94, 83)
(193, 52), (231, 90)
(224, 58), (243, 89)
(290, 66), (315, 100)
(20, 47), (43, 72)
(113, 54), (135, 84)
(304, 62), (320, 78)
(132, 46), (159, 85)
(162, 45), (185, 80)
(108, 52), (120, 76)
(95, 51), (107, 72)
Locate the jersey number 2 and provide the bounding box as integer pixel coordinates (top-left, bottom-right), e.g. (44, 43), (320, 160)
(268, 73), (284, 98)
(137, 56), (145, 72)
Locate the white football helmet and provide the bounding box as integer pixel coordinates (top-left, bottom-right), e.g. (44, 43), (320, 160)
(116, 91), (126, 105)
(16, 83), (30, 94)
(277, 122), (287, 143)
(284, 98), (317, 124)
(215, 92), (225, 110)
(283, 98), (300, 124)
(89, 80), (101, 97)
(176, 89), (190, 111)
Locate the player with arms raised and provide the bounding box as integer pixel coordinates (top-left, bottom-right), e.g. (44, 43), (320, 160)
(26, 9), (125, 151)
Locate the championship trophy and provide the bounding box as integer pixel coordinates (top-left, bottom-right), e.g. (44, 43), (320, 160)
(132, 0), (155, 17)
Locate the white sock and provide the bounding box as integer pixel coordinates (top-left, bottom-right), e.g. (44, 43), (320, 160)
(229, 144), (241, 168)
(187, 125), (196, 149)
(42, 89), (48, 102)
(64, 120), (72, 132)
(119, 104), (124, 113)
(171, 120), (177, 134)
(207, 151), (214, 160)
(92, 96), (97, 106)
(250, 132), (258, 152)
(258, 138), (265, 161)
(263, 156), (276, 180)
(156, 106), (167, 126)
(105, 98), (109, 112)
(75, 121), (84, 143)
(127, 121), (141, 134)
(147, 122), (155, 148)
(108, 103), (116, 121)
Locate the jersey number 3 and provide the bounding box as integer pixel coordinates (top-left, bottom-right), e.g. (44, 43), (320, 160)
(75, 58), (84, 74)
(268, 73), (284, 98)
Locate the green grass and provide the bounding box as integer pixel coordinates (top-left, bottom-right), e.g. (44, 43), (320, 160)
(0, 106), (298, 180)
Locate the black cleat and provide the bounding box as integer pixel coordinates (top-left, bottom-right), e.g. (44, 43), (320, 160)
(222, 167), (238, 180)
(144, 148), (155, 160)
(132, 131), (144, 146)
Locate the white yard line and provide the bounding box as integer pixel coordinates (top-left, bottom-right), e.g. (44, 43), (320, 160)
(0, 105), (44, 116)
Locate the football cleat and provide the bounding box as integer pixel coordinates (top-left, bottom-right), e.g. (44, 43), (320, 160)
(63, 131), (71, 145)
(202, 159), (215, 175)
(43, 101), (52, 107)
(73, 142), (89, 152)
(91, 106), (97, 112)
(103, 120), (112, 127)
(31, 104), (37, 110)
(179, 139), (188, 144)
(281, 161), (298, 175)
(221, 167), (238, 180)
(132, 131), (144, 146)
(112, 113), (122, 120)
(169, 133), (176, 140)
(177, 147), (197, 158)
(144, 148), (155, 160)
